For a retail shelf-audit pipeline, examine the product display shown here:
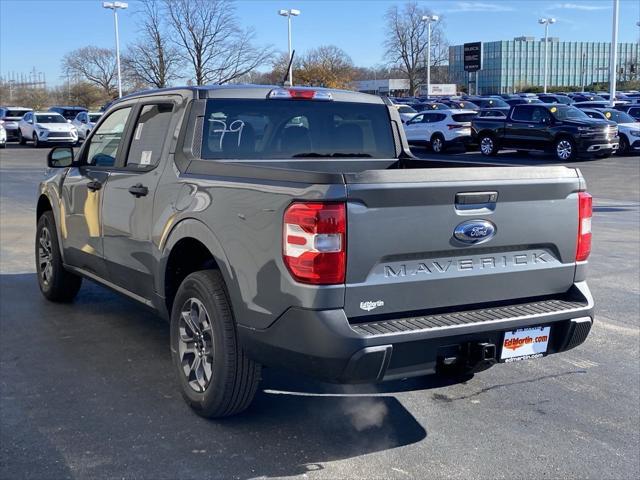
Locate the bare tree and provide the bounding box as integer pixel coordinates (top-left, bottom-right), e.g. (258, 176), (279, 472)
(164, 0), (272, 85)
(383, 2), (449, 94)
(62, 46), (118, 96)
(298, 46), (355, 89)
(124, 0), (182, 88)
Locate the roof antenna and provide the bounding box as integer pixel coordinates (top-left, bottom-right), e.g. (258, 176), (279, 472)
(282, 50), (295, 86)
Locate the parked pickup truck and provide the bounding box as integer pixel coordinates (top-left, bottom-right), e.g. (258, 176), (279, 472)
(37, 86), (595, 418)
(472, 103), (619, 161)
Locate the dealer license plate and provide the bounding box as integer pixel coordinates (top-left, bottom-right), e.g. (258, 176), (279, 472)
(500, 326), (550, 363)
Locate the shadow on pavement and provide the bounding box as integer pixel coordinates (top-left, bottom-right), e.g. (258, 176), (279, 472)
(0, 273), (427, 479)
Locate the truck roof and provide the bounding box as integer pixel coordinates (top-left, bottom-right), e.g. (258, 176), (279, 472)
(114, 84), (386, 106)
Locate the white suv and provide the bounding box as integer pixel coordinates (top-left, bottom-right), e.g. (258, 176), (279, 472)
(403, 109), (477, 153)
(18, 112), (78, 147)
(72, 111), (103, 140)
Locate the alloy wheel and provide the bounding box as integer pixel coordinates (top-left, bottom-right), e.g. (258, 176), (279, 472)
(432, 137), (443, 153)
(38, 226), (53, 287)
(556, 140), (572, 160)
(178, 297), (215, 393)
(480, 137), (493, 155)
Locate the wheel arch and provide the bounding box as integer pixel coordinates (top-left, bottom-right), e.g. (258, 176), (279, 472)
(160, 218), (237, 318)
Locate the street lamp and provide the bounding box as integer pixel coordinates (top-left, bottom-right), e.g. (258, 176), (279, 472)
(538, 17), (556, 94)
(103, 1), (128, 98)
(422, 14), (439, 98)
(278, 9), (300, 86)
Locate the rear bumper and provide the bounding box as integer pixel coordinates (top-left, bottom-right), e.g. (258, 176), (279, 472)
(239, 282), (594, 383)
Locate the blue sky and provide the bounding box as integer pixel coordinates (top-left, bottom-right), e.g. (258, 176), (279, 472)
(1, 0), (639, 86)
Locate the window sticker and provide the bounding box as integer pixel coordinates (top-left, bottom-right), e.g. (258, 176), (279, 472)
(135, 123), (144, 140)
(550, 106), (557, 113)
(140, 150), (152, 165)
(605, 111), (612, 119)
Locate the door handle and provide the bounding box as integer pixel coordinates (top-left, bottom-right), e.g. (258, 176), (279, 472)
(528, 124), (536, 128)
(86, 180), (102, 192)
(128, 183), (149, 198)
(506, 123), (513, 127)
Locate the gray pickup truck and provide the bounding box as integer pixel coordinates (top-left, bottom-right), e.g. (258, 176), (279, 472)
(37, 85), (595, 418)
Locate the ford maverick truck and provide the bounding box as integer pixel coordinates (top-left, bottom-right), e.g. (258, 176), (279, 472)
(37, 86), (594, 417)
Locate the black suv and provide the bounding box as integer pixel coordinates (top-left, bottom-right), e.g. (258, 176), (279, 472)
(48, 106), (88, 121)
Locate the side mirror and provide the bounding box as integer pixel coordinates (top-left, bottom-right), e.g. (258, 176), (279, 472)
(47, 147), (74, 168)
(28, 119), (33, 124)
(67, 119), (72, 124)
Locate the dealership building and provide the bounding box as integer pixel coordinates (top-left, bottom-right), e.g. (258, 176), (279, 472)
(449, 37), (639, 94)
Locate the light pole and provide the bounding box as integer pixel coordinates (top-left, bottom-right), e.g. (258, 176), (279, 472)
(538, 17), (556, 94)
(609, 0), (619, 107)
(278, 9), (300, 86)
(103, 1), (128, 98)
(422, 14), (439, 98)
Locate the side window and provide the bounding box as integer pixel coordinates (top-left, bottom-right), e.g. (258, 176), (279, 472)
(532, 108), (551, 123)
(86, 107), (132, 167)
(409, 114), (423, 124)
(511, 107), (534, 122)
(421, 114), (433, 123)
(126, 103), (174, 169)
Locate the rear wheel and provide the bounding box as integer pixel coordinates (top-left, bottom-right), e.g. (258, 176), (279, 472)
(170, 270), (261, 418)
(430, 134), (446, 153)
(479, 134), (499, 156)
(555, 137), (576, 162)
(36, 211), (82, 302)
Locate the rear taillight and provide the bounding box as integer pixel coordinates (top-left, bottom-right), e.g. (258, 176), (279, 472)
(283, 202), (346, 284)
(447, 123), (465, 130)
(576, 192), (592, 261)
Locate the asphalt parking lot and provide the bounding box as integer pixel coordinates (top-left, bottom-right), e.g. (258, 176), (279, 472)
(1, 143), (638, 480)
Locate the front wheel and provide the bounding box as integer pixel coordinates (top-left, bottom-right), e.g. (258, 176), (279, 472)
(555, 137), (576, 162)
(479, 134), (499, 156)
(170, 270), (261, 418)
(32, 134), (40, 148)
(18, 129), (26, 145)
(618, 135), (629, 155)
(36, 212), (82, 302)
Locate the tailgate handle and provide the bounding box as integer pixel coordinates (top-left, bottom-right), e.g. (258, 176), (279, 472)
(455, 192), (498, 205)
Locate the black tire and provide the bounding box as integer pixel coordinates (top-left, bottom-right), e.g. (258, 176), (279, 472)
(32, 134), (40, 148)
(36, 211), (82, 302)
(170, 270), (261, 418)
(430, 133), (447, 153)
(18, 129), (26, 145)
(479, 133), (499, 156)
(618, 135), (629, 155)
(554, 136), (577, 162)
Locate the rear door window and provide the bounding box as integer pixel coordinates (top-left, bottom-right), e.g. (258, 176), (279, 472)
(126, 103), (174, 169)
(201, 99), (395, 159)
(511, 106), (534, 122)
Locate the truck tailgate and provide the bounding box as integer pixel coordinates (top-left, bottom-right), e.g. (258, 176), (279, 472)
(344, 166), (582, 319)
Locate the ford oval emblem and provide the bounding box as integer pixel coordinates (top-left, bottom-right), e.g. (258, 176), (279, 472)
(454, 219), (497, 245)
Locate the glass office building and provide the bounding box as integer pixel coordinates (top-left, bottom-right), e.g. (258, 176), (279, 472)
(449, 37), (639, 94)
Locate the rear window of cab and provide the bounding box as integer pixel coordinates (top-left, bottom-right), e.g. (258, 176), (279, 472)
(200, 99), (396, 160)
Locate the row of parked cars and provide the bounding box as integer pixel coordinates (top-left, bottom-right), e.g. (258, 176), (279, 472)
(0, 106), (102, 148)
(391, 91), (640, 160)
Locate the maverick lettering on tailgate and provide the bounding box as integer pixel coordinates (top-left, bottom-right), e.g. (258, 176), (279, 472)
(384, 251), (553, 278)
